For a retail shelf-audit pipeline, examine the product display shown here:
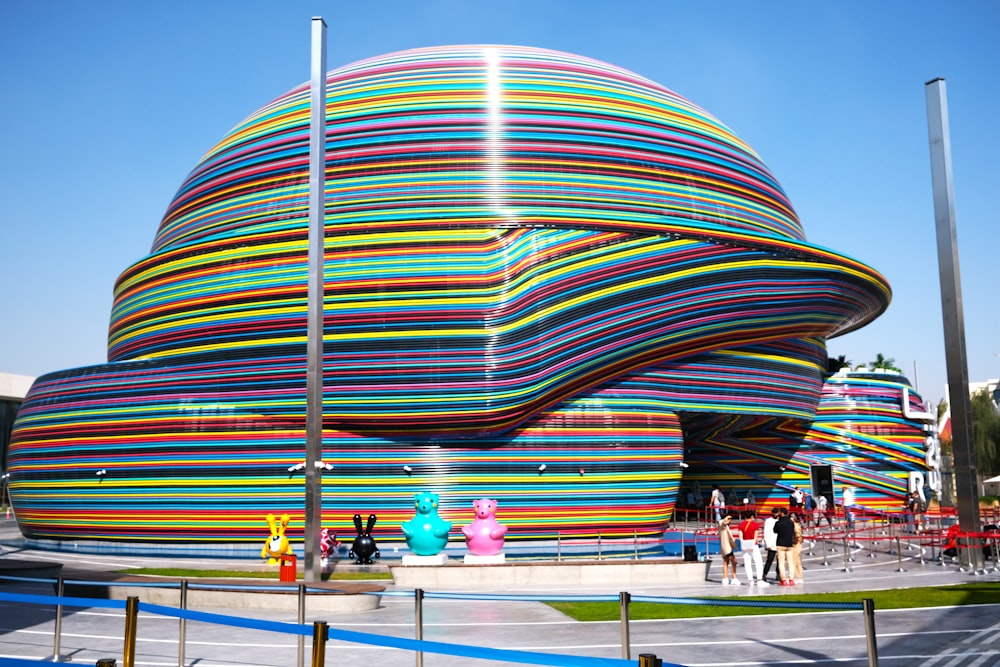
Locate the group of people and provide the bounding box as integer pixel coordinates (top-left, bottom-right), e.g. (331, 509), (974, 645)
(712, 483), (842, 530)
(788, 486), (834, 528)
(712, 483), (939, 584)
(717, 506), (805, 586)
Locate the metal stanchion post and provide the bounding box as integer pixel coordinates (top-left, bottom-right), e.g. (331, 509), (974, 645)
(867, 522), (878, 559)
(633, 529), (638, 560)
(991, 534), (1000, 572)
(680, 529), (685, 559)
(414, 588), (424, 667)
(862, 598), (879, 667)
(178, 580), (188, 667)
(619, 592), (631, 660)
(123, 596), (139, 667)
(821, 535), (830, 567)
(971, 535), (986, 576)
(842, 536), (852, 572)
(557, 532), (561, 562)
(894, 536), (907, 573)
(48, 576), (70, 662)
(597, 531), (602, 560)
(310, 621), (328, 667)
(958, 535), (970, 572)
(298, 583), (306, 667)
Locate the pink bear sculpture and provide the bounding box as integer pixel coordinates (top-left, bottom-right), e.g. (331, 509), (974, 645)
(462, 498), (508, 555)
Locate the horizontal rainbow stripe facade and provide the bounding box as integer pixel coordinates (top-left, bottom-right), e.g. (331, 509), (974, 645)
(8, 46), (930, 545)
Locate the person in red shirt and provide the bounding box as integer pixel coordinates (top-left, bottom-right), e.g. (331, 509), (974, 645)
(737, 510), (768, 586)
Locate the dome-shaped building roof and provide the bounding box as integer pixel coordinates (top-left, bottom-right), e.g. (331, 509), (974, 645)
(153, 45), (808, 252)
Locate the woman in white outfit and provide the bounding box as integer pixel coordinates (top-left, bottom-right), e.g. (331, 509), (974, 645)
(737, 510), (768, 585)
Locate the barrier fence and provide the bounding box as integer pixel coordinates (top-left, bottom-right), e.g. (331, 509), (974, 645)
(0, 574), (881, 667)
(557, 505), (999, 566)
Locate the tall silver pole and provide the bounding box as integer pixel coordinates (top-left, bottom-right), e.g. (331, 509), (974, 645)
(304, 16), (328, 583)
(924, 78), (981, 540)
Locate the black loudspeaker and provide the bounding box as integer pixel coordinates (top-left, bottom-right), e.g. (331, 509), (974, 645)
(683, 545), (698, 561)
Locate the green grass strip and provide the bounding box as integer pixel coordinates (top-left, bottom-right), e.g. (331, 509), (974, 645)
(548, 583), (1000, 621)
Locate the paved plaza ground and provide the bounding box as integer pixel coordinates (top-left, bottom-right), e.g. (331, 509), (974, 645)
(2, 515), (999, 667)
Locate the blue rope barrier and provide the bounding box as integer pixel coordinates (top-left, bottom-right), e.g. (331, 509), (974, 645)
(0, 572), (864, 612)
(138, 601), (663, 666)
(324, 626), (649, 667)
(139, 601), (312, 636)
(0, 590), (127, 610)
(0, 574), (57, 585)
(426, 591), (620, 603)
(630, 595), (863, 611)
(0, 572), (360, 595)
(64, 578), (180, 589)
(374, 589), (414, 597)
(0, 657), (53, 666)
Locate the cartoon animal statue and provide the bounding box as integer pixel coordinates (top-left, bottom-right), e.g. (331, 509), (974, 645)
(462, 498), (508, 556)
(401, 492), (453, 556)
(261, 513), (293, 564)
(319, 527), (340, 561)
(349, 513), (381, 564)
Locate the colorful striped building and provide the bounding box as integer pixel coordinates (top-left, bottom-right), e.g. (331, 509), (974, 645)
(6, 46), (934, 546)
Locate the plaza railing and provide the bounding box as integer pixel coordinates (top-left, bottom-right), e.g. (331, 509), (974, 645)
(0, 574), (883, 667)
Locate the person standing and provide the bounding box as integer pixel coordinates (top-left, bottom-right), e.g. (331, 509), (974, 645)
(737, 510), (768, 586)
(789, 486), (804, 521)
(907, 491), (925, 533)
(803, 491), (815, 522)
(773, 507), (796, 586)
(760, 507), (780, 583)
(815, 493), (832, 528)
(790, 511), (804, 584)
(717, 513), (740, 585)
(710, 484), (726, 524)
(841, 486), (856, 530)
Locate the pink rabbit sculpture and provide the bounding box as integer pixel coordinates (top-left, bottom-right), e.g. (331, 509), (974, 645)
(462, 498), (508, 555)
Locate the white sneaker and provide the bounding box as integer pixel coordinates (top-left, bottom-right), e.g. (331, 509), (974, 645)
(721, 579), (730, 585)
(757, 579), (770, 586)
(731, 578), (741, 585)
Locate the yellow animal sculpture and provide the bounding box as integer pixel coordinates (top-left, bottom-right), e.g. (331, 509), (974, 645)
(261, 513), (293, 564)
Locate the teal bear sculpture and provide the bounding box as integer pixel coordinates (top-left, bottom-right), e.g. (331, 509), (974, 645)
(401, 491), (452, 556)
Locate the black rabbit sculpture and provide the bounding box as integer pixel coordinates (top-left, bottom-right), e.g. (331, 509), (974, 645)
(349, 513), (380, 564)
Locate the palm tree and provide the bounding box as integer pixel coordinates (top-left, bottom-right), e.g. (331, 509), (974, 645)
(826, 354), (852, 374)
(868, 353), (901, 373)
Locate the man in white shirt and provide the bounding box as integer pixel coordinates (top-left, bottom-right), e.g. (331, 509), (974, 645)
(710, 484), (725, 523)
(789, 486), (805, 520)
(815, 493), (832, 527)
(842, 486), (856, 530)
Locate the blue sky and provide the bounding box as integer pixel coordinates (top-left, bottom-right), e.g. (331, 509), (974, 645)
(1, 1), (997, 407)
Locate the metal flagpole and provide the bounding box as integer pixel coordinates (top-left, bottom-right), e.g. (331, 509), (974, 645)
(304, 16), (328, 583)
(924, 78), (982, 551)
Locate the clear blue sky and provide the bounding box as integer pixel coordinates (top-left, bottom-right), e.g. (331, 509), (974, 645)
(2, 1), (998, 408)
